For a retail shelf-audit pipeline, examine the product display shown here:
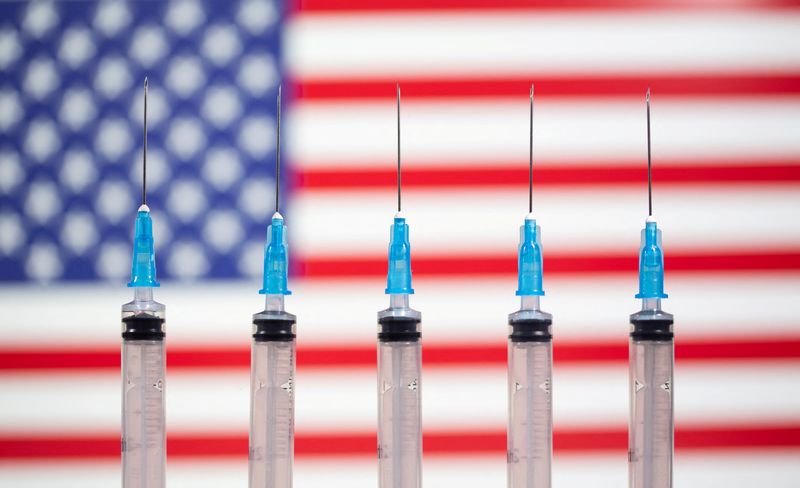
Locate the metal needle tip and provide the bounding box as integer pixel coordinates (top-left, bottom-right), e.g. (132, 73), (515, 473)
(646, 88), (652, 217)
(529, 83), (534, 215)
(275, 85), (282, 215)
(142, 77), (148, 206)
(396, 83), (401, 213)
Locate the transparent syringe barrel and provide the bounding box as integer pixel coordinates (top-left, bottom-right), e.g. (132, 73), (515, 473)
(378, 339), (422, 488)
(249, 338), (295, 488)
(122, 339), (166, 488)
(507, 340), (552, 488)
(629, 338), (674, 488)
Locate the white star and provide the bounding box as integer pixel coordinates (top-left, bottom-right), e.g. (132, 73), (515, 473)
(59, 27), (96, 69)
(202, 85), (242, 128)
(94, 0), (131, 37)
(202, 24), (241, 66)
(203, 209), (244, 253)
(24, 57), (59, 100)
(95, 118), (133, 162)
(60, 87), (97, 131)
(239, 178), (275, 221)
(0, 212), (25, 256)
(24, 118), (61, 163)
(23, 0), (59, 39)
(129, 25), (168, 67)
(238, 116), (275, 159)
(237, 0), (277, 34)
(95, 56), (133, 99)
(166, 0), (206, 36)
(238, 54), (278, 97)
(237, 240), (264, 278)
(0, 151), (24, 194)
(60, 211), (99, 255)
(96, 241), (131, 281)
(202, 146), (243, 191)
(167, 117), (205, 161)
(95, 180), (133, 223)
(25, 240), (63, 283)
(60, 148), (97, 193)
(0, 29), (23, 69)
(0, 89), (23, 131)
(167, 179), (207, 223)
(166, 56), (205, 98)
(167, 240), (209, 281)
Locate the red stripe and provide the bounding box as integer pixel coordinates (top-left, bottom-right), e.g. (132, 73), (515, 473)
(2, 425), (798, 460)
(293, 0), (800, 13)
(292, 74), (800, 100)
(2, 337), (798, 372)
(294, 161), (800, 190)
(297, 251), (800, 278)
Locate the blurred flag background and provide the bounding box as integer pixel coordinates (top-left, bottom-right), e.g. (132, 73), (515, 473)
(1, 0), (799, 486)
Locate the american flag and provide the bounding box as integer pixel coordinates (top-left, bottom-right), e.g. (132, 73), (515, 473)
(1, 0), (799, 486)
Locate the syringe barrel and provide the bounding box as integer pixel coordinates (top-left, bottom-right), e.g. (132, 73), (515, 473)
(249, 315), (296, 488)
(628, 312), (674, 488)
(377, 315), (422, 488)
(121, 312), (166, 488)
(507, 317), (552, 488)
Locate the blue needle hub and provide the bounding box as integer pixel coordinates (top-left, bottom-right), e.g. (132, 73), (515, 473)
(516, 216), (544, 296)
(260, 213), (291, 295)
(128, 205), (159, 288)
(385, 215), (414, 295)
(635, 219), (668, 299)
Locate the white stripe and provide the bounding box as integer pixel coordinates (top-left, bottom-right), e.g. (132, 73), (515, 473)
(291, 186), (800, 254)
(1, 364), (797, 432)
(295, 275), (800, 342)
(286, 12), (800, 78)
(0, 274), (797, 346)
(3, 454), (799, 488)
(287, 97), (800, 167)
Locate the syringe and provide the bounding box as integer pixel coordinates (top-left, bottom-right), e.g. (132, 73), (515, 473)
(507, 85), (553, 488)
(628, 89), (674, 488)
(377, 85), (422, 488)
(249, 86), (296, 488)
(121, 78), (166, 488)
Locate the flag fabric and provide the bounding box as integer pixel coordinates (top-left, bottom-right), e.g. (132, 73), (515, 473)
(1, 0), (800, 486)
(0, 0), (282, 283)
